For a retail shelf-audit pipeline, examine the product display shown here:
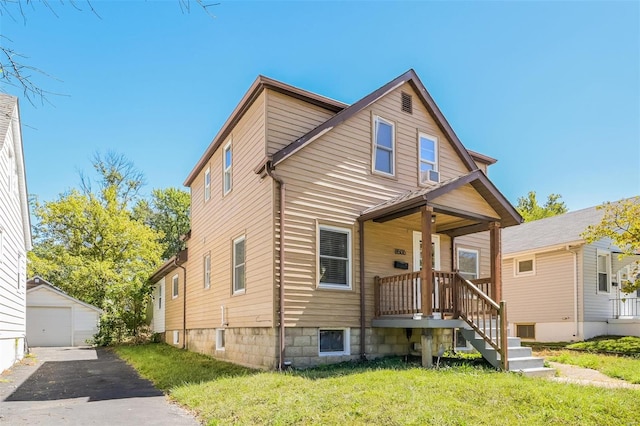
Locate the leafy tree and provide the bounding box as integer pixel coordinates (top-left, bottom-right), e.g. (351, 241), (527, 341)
(516, 191), (568, 222)
(134, 187), (190, 260)
(583, 197), (640, 293)
(28, 153), (163, 343)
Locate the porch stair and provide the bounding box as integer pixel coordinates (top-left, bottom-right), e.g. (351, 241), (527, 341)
(460, 328), (555, 377)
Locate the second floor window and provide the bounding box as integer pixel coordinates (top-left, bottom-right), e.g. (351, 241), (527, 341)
(373, 116), (394, 176)
(204, 167), (211, 201)
(419, 133), (439, 183)
(223, 142), (232, 195)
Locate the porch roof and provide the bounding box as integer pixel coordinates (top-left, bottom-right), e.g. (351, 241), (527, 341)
(358, 170), (521, 234)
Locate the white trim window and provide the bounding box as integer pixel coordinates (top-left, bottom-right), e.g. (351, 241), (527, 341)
(319, 328), (350, 356)
(457, 248), (479, 281)
(216, 328), (226, 351)
(318, 225), (352, 289)
(172, 274), (179, 298)
(173, 330), (180, 345)
(597, 250), (611, 293)
(204, 253), (211, 289)
(514, 257), (535, 277)
(233, 236), (246, 294)
(418, 133), (439, 184)
(223, 142), (232, 195)
(204, 167), (211, 201)
(158, 283), (163, 309)
(372, 116), (395, 176)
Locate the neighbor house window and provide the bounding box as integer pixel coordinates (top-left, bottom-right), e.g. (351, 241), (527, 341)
(319, 328), (350, 356)
(223, 142), (232, 195)
(597, 251), (610, 293)
(318, 225), (351, 289)
(172, 274), (179, 298)
(419, 133), (439, 183)
(514, 257), (535, 277)
(204, 167), (211, 201)
(515, 324), (535, 340)
(373, 116), (395, 176)
(233, 236), (245, 294)
(158, 283), (163, 309)
(216, 329), (226, 351)
(457, 248), (479, 281)
(204, 253), (211, 289)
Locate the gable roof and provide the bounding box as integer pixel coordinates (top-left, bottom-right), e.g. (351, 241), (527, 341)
(184, 76), (346, 186)
(26, 276), (103, 313)
(271, 69), (478, 172)
(502, 205), (606, 255)
(359, 169), (522, 230)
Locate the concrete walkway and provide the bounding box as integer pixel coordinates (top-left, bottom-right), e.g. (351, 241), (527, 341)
(0, 347), (200, 425)
(548, 361), (640, 389)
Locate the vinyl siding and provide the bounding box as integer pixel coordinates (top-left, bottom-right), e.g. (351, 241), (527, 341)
(187, 91), (274, 329)
(274, 82), (491, 326)
(152, 278), (165, 333)
(503, 249), (576, 324)
(265, 89), (336, 156)
(582, 242), (613, 321)
(0, 103), (27, 340)
(164, 269), (184, 335)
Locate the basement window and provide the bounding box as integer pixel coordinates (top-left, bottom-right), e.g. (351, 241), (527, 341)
(216, 329), (226, 351)
(173, 330), (180, 345)
(514, 257), (535, 277)
(515, 324), (535, 340)
(319, 328), (350, 356)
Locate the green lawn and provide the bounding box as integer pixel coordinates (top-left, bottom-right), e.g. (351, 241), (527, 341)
(115, 344), (640, 426)
(533, 336), (640, 384)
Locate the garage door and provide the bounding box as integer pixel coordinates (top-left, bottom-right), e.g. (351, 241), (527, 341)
(27, 307), (72, 346)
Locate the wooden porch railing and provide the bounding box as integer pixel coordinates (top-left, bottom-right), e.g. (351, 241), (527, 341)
(374, 271), (508, 370)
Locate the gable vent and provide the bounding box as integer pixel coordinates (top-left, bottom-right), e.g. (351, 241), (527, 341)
(401, 92), (412, 114)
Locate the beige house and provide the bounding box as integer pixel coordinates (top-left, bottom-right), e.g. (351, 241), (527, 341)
(502, 203), (640, 342)
(152, 70), (550, 373)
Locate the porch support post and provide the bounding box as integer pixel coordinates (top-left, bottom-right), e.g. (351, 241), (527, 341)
(421, 329), (433, 368)
(489, 221), (502, 302)
(421, 206), (433, 316)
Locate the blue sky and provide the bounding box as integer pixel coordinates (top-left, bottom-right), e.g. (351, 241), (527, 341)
(2, 0), (639, 210)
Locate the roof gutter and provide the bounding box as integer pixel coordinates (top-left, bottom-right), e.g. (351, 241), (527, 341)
(264, 161), (286, 370)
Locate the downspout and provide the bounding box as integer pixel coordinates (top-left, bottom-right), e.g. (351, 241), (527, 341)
(265, 162), (286, 371)
(175, 259), (187, 350)
(568, 246), (579, 340)
(359, 219), (366, 360)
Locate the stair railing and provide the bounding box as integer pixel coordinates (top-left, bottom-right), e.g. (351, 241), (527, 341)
(454, 273), (509, 370)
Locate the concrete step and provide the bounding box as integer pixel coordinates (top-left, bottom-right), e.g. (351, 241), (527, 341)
(504, 347), (532, 358)
(514, 367), (556, 378)
(507, 356), (546, 371)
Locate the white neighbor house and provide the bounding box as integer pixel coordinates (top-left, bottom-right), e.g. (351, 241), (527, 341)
(502, 204), (640, 343)
(0, 94), (32, 372)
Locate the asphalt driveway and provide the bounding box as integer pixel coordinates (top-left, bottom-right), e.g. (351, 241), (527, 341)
(0, 346), (199, 425)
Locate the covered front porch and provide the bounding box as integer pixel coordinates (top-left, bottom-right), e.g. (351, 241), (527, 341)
(357, 170), (522, 369)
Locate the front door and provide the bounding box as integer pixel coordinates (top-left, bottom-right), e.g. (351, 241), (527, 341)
(412, 232), (441, 312)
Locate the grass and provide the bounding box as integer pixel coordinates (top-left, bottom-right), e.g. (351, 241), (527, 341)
(532, 335), (640, 384)
(115, 343), (640, 426)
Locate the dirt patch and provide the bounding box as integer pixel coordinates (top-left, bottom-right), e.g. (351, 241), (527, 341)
(548, 362), (640, 389)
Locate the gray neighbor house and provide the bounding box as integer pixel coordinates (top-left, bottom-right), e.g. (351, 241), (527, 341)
(502, 203), (640, 343)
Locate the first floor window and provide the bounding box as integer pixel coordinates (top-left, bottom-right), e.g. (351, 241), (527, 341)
(172, 274), (179, 298)
(319, 328), (350, 356)
(204, 254), (211, 289)
(318, 226), (351, 289)
(457, 248), (479, 281)
(233, 236), (246, 293)
(597, 252), (610, 293)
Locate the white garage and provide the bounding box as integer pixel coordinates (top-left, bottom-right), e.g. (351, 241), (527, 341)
(26, 277), (102, 347)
